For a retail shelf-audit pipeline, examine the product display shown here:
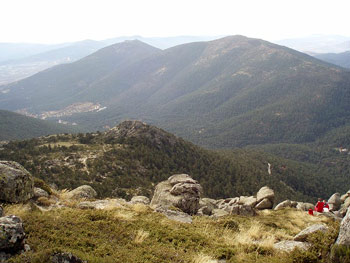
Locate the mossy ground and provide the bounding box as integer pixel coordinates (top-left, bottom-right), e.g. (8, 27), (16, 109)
(3, 205), (339, 263)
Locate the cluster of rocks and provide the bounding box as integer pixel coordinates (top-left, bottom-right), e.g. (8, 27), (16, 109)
(148, 174), (278, 222)
(0, 161), (34, 262)
(2, 159), (350, 260)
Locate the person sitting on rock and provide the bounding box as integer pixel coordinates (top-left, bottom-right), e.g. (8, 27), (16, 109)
(315, 198), (324, 213)
(323, 200), (329, 212)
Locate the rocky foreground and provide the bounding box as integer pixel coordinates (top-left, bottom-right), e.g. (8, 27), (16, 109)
(1, 161), (350, 262)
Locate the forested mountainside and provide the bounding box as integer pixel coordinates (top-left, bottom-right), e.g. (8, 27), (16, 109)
(0, 120), (347, 203)
(1, 36), (350, 148)
(0, 109), (78, 140)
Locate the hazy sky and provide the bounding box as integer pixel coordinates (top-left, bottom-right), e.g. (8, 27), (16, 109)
(1, 0), (350, 44)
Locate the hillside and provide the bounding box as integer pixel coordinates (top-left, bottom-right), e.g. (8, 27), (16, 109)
(0, 120), (348, 203)
(0, 110), (78, 140)
(0, 40), (160, 112)
(1, 36), (350, 148)
(314, 51), (350, 69)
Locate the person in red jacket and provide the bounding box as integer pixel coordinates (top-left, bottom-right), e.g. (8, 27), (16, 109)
(323, 200), (330, 212)
(315, 198), (324, 213)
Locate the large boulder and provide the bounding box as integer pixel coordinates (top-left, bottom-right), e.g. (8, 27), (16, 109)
(150, 174), (202, 215)
(0, 216), (25, 254)
(256, 186), (274, 203)
(65, 185), (97, 200)
(328, 193), (341, 211)
(255, 198), (273, 210)
(336, 207), (350, 245)
(0, 161), (34, 203)
(294, 224), (328, 242)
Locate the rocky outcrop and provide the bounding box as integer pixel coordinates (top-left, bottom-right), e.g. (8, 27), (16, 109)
(0, 161), (34, 203)
(150, 174), (202, 215)
(294, 224), (328, 242)
(336, 207), (350, 245)
(198, 198), (217, 216)
(255, 186), (274, 210)
(274, 240), (310, 252)
(0, 216), (25, 255)
(130, 196), (150, 205)
(65, 185), (97, 200)
(51, 252), (87, 263)
(328, 193), (341, 211)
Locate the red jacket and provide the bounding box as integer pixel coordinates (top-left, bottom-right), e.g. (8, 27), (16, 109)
(315, 201), (324, 212)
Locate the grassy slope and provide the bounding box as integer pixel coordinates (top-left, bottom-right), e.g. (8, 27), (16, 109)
(4, 204), (339, 263)
(0, 110), (78, 140)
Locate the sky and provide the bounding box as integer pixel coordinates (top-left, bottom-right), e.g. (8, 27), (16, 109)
(1, 0), (350, 44)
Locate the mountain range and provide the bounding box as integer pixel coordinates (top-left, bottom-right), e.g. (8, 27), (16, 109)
(0, 36), (221, 85)
(1, 35), (350, 148)
(313, 51), (350, 69)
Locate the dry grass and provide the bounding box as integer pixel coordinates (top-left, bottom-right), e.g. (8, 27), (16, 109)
(192, 253), (218, 263)
(134, 229), (150, 244)
(36, 196), (57, 207)
(3, 203), (33, 217)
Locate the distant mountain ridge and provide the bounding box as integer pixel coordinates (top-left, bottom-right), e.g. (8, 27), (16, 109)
(1, 35), (350, 148)
(313, 51), (350, 69)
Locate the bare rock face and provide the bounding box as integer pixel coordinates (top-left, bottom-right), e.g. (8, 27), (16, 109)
(150, 174), (202, 215)
(0, 216), (25, 254)
(294, 224), (328, 242)
(274, 240), (310, 252)
(65, 185), (97, 200)
(336, 207), (350, 245)
(328, 193), (341, 211)
(0, 161), (34, 203)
